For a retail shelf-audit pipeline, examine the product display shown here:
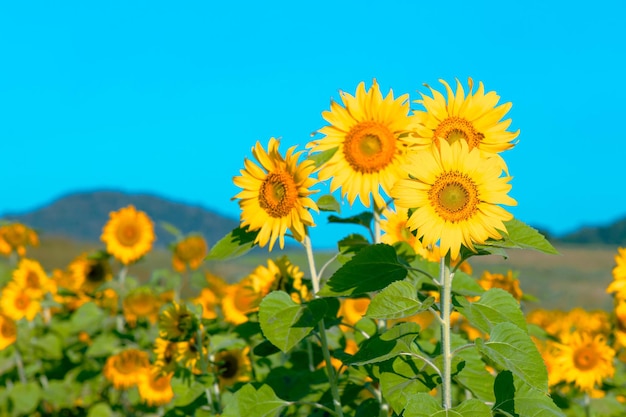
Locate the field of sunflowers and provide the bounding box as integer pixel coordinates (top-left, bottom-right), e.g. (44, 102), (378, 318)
(2, 79), (626, 416)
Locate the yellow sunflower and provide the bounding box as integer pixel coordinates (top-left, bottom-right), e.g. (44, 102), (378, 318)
(214, 347), (252, 388)
(391, 139), (517, 260)
(553, 331), (615, 393)
(221, 281), (264, 325)
(172, 234), (208, 273)
(607, 247), (626, 297)
(158, 302), (199, 342)
(0, 282), (41, 321)
(123, 287), (162, 326)
(138, 369), (174, 407)
(233, 138), (318, 250)
(0, 313), (17, 350)
(413, 78), (519, 156)
(69, 253), (113, 294)
(339, 297), (371, 328)
(153, 337), (181, 375)
(101, 205), (155, 264)
(307, 79), (419, 208)
(0, 223), (39, 257)
(193, 288), (219, 320)
(477, 270), (523, 301)
(204, 272), (229, 298)
(177, 332), (209, 373)
(103, 349), (150, 390)
(12, 258), (54, 298)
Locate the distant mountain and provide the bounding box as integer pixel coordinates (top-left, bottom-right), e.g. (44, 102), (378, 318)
(557, 217), (626, 246)
(1, 190), (240, 247)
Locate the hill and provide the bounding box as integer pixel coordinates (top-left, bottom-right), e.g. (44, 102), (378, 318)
(557, 217), (626, 245)
(1, 190), (239, 247)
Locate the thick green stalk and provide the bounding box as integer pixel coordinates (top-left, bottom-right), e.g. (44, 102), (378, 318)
(440, 254), (453, 409)
(303, 235), (344, 417)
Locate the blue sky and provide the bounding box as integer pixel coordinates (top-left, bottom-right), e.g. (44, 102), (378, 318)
(1, 0), (624, 249)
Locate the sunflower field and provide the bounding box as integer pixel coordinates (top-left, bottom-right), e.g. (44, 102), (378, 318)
(2, 79), (626, 417)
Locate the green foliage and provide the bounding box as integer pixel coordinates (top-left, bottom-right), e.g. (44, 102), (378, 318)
(206, 226), (258, 260)
(308, 147), (337, 168)
(316, 194), (341, 213)
(327, 211), (373, 230)
(493, 371), (565, 416)
(454, 288), (527, 334)
(366, 280), (435, 320)
(479, 218), (559, 255)
(222, 384), (289, 417)
(345, 322), (421, 366)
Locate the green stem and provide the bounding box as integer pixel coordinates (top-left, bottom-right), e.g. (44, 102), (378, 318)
(116, 265), (129, 333)
(14, 348), (27, 384)
(303, 235), (344, 417)
(373, 206), (382, 244)
(440, 253), (453, 409)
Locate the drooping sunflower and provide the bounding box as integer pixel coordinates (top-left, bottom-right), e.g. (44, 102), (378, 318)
(477, 270), (523, 301)
(0, 313), (17, 350)
(103, 349), (150, 390)
(214, 347), (252, 388)
(123, 287), (162, 326)
(0, 223), (39, 257)
(153, 337), (182, 375)
(69, 253), (113, 294)
(101, 205), (155, 265)
(171, 235), (208, 273)
(391, 140), (517, 260)
(138, 369), (174, 407)
(553, 331), (615, 393)
(0, 282), (41, 321)
(158, 302), (199, 342)
(177, 332), (209, 373)
(413, 78), (519, 156)
(12, 258), (54, 298)
(233, 138), (318, 250)
(307, 80), (419, 209)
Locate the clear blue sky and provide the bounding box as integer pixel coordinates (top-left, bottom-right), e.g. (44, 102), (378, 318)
(1, 1), (624, 249)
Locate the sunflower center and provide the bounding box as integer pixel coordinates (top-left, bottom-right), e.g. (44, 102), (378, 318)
(1, 320), (16, 338)
(218, 353), (239, 378)
(429, 172), (479, 223)
(114, 353), (144, 374)
(344, 121), (396, 173)
(86, 261), (106, 283)
(258, 171), (298, 218)
(116, 222), (141, 247)
(163, 342), (178, 364)
(25, 271), (41, 289)
(434, 117), (483, 150)
(573, 346), (599, 371)
(15, 293), (30, 310)
(127, 294), (156, 315)
(150, 375), (171, 391)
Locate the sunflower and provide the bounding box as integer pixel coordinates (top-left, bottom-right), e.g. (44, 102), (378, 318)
(221, 281), (264, 325)
(0, 223), (39, 257)
(69, 253), (113, 294)
(153, 337), (182, 375)
(477, 270), (523, 301)
(339, 297), (371, 328)
(0, 313), (17, 350)
(0, 282), (41, 321)
(138, 369), (174, 407)
(177, 332), (209, 373)
(307, 79), (419, 209)
(103, 349), (150, 390)
(101, 205), (155, 264)
(204, 272), (229, 298)
(391, 139), (516, 260)
(158, 302), (199, 342)
(254, 257), (310, 303)
(12, 258), (54, 298)
(193, 288), (219, 320)
(123, 287), (162, 326)
(607, 247), (626, 297)
(233, 138), (318, 250)
(214, 347), (252, 388)
(172, 235), (208, 273)
(413, 78), (518, 156)
(553, 331), (615, 393)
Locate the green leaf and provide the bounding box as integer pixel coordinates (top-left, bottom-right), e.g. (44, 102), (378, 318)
(337, 234), (370, 254)
(205, 227), (258, 260)
(493, 371), (565, 417)
(475, 322), (548, 393)
(308, 146), (337, 168)
(86, 403), (116, 417)
(9, 382), (42, 415)
(317, 194), (341, 213)
(450, 270), (485, 297)
(404, 396), (493, 417)
(328, 211), (373, 229)
(70, 302), (105, 333)
(221, 384), (288, 417)
(32, 333), (63, 360)
(160, 221), (183, 238)
(319, 244), (408, 296)
(85, 332), (120, 358)
(365, 281), (434, 320)
(379, 356), (434, 412)
(171, 377), (206, 407)
(481, 218), (559, 255)
(258, 291), (327, 352)
(450, 334), (495, 403)
(345, 322), (421, 366)
(455, 288), (527, 334)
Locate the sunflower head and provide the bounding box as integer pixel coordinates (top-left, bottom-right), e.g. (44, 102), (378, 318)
(172, 234), (208, 273)
(158, 302), (200, 342)
(214, 347), (252, 388)
(233, 138), (318, 250)
(0, 223), (39, 257)
(477, 270), (523, 301)
(12, 258), (55, 298)
(0, 313), (17, 351)
(153, 337), (182, 375)
(392, 140), (517, 259)
(123, 287), (162, 326)
(193, 288), (219, 320)
(0, 282), (41, 321)
(103, 349), (150, 390)
(101, 205), (155, 265)
(307, 79), (419, 209)
(339, 297), (371, 328)
(413, 78), (519, 156)
(69, 252), (114, 294)
(138, 369), (174, 407)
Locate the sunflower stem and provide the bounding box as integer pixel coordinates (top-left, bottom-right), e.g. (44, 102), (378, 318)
(116, 265), (129, 333)
(303, 235), (344, 417)
(440, 253), (453, 409)
(14, 348), (27, 385)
